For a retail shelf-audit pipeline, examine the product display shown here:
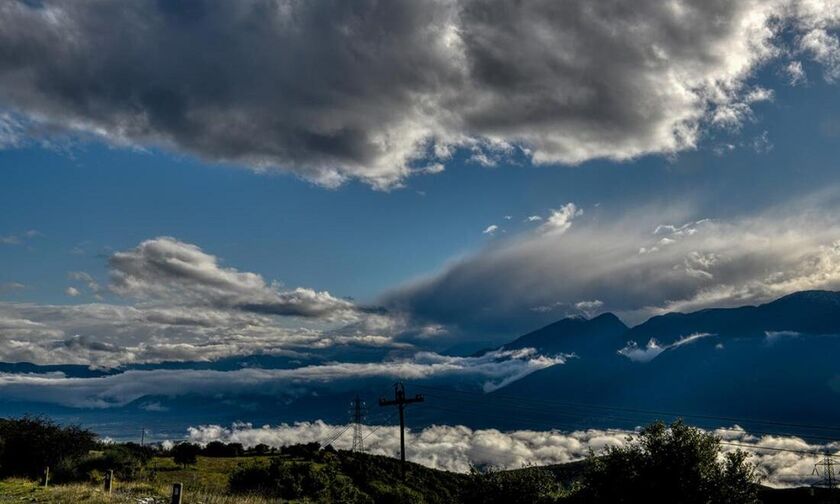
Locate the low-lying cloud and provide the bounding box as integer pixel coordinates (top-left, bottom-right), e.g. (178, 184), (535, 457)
(0, 1), (838, 187)
(618, 333), (712, 363)
(0, 348), (562, 407)
(184, 421), (836, 488)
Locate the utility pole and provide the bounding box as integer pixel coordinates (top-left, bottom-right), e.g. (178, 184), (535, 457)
(140, 427), (146, 447)
(379, 382), (424, 476)
(351, 395), (366, 452)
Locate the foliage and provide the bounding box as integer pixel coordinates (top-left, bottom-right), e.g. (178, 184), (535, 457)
(575, 420), (760, 504)
(56, 445), (150, 483)
(204, 441), (245, 458)
(171, 442), (201, 468)
(229, 457), (368, 502)
(463, 465), (564, 504)
(250, 443), (272, 456)
(0, 416), (97, 479)
(279, 441), (321, 459)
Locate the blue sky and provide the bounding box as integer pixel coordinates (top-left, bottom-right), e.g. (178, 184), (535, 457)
(1, 62), (838, 309)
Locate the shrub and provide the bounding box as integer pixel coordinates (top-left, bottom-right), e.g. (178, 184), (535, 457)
(463, 465), (562, 504)
(577, 420), (760, 503)
(229, 458), (368, 502)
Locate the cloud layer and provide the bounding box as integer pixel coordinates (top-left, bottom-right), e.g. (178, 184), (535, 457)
(387, 196), (840, 334)
(0, 237), (397, 367)
(0, 1), (838, 187)
(185, 421), (836, 488)
(0, 348), (562, 407)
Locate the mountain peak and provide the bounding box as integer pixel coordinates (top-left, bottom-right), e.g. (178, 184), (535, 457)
(501, 312), (628, 357)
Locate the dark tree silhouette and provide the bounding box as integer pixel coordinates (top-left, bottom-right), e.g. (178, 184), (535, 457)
(0, 416), (96, 479)
(171, 442), (201, 468)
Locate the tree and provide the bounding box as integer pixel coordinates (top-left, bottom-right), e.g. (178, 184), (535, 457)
(0, 416), (96, 478)
(171, 442), (200, 468)
(577, 420), (759, 504)
(251, 443), (271, 455)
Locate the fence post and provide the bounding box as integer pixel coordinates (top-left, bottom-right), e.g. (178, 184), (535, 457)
(171, 482), (183, 504)
(42, 466), (49, 487)
(103, 469), (113, 494)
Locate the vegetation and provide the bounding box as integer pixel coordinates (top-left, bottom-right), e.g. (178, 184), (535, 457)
(573, 420), (760, 504)
(0, 416), (97, 480)
(0, 416), (800, 504)
(171, 442), (201, 468)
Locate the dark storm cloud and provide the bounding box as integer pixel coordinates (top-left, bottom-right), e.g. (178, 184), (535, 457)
(0, 0), (837, 187)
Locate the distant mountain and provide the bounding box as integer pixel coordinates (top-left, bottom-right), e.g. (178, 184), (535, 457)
(481, 290), (840, 436)
(497, 312), (628, 357)
(625, 290), (840, 345)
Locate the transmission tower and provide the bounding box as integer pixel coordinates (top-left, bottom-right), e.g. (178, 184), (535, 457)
(813, 449), (837, 494)
(350, 395), (367, 452)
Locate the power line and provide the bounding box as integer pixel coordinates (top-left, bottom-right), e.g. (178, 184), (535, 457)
(321, 424), (353, 448)
(363, 411), (397, 442)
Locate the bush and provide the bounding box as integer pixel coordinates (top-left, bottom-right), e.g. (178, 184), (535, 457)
(577, 420), (760, 503)
(280, 442), (321, 459)
(229, 457), (368, 502)
(463, 465), (562, 504)
(53, 445), (148, 483)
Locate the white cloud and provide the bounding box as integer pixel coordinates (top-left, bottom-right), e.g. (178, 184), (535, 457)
(482, 225), (499, 235)
(617, 333), (712, 362)
(574, 300), (604, 318)
(0, 236), (409, 367)
(0, 229), (41, 246)
(0, 348), (563, 407)
(0, 282), (25, 295)
(786, 60), (807, 85)
(0, 1), (838, 187)
(526, 216), (543, 222)
(184, 421), (835, 487)
(387, 194), (840, 331)
(67, 271), (103, 299)
(540, 203), (582, 236)
(109, 237), (355, 319)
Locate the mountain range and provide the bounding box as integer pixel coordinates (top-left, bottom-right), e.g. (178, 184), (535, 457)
(476, 290), (840, 437)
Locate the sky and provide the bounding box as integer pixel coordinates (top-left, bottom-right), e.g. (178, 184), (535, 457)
(1, 0), (840, 368)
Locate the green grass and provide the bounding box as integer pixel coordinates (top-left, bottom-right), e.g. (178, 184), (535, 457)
(146, 455), (272, 495)
(0, 457), (278, 504)
(0, 478), (164, 503)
